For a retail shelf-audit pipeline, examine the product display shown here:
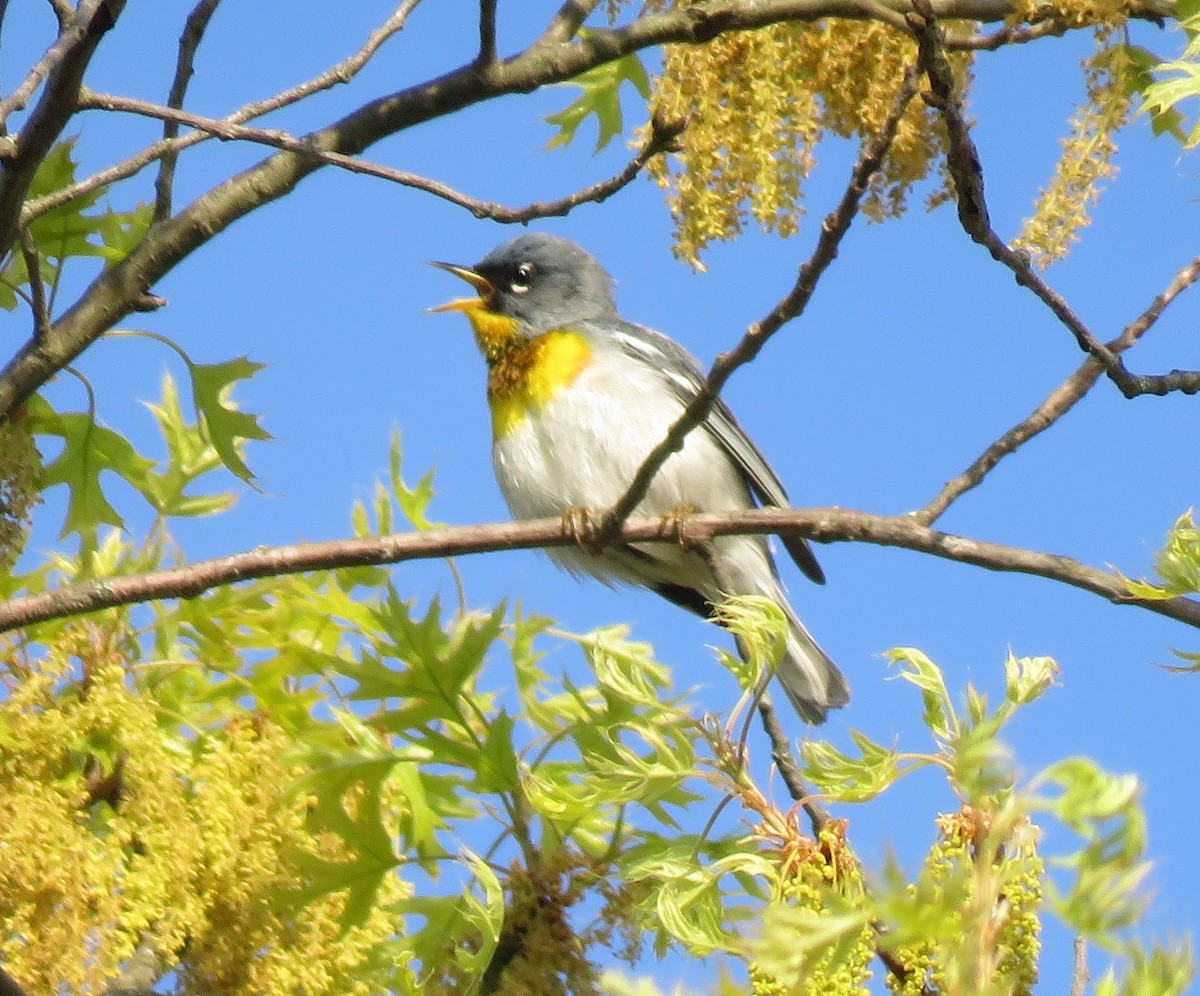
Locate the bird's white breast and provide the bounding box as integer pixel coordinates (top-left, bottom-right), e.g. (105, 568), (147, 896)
(492, 350), (748, 523)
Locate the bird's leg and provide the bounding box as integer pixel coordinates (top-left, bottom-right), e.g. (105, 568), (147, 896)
(658, 500), (701, 548)
(561, 506), (603, 556)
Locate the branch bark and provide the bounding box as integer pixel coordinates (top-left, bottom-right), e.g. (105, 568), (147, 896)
(2, 506), (1196, 635)
(75, 89), (682, 223)
(0, 0), (1173, 425)
(596, 63), (919, 544)
(0, 0), (125, 257)
(918, 254), (1200, 524)
(153, 0), (223, 223)
(909, 0), (1199, 398)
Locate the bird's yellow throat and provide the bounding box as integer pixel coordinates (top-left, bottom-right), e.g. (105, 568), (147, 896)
(449, 302), (591, 439)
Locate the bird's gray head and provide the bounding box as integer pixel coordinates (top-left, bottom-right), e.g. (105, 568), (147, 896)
(434, 233), (619, 337)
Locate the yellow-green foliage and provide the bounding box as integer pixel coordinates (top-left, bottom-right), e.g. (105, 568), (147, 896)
(0, 418), (40, 572)
(646, 15), (971, 264)
(612, 1), (1161, 267)
(750, 821), (875, 995)
(884, 808), (1043, 996)
(1012, 30), (1136, 269)
(0, 625), (408, 995)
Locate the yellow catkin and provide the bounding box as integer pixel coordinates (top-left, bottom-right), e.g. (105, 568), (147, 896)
(0, 418), (40, 571)
(0, 629), (410, 995)
(750, 820), (875, 996)
(1011, 28), (1133, 268)
(645, 11), (974, 265)
(884, 807), (1043, 996)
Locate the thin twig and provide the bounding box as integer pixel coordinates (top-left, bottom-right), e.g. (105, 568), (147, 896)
(957, 16), (1072, 49)
(22, 0), (422, 225)
(910, 0), (1200, 398)
(535, 0), (604, 46)
(0, 0), (124, 257)
(479, 0), (499, 63)
(2, 505), (1198, 635)
(595, 65), (920, 546)
(77, 90), (681, 222)
(1070, 936), (1089, 996)
(18, 231), (50, 341)
(918, 255), (1200, 524)
(0, 0), (105, 129)
(154, 0), (223, 223)
(756, 697), (830, 835)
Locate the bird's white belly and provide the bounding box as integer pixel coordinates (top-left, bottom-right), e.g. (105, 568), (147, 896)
(492, 359), (745, 522)
(491, 358), (770, 592)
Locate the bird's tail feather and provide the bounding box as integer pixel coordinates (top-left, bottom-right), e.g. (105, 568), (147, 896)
(775, 604), (850, 725)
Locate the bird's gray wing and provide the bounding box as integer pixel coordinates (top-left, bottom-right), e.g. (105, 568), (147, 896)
(606, 321), (826, 585)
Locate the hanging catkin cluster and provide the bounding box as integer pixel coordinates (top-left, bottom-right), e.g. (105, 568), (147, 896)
(642, 12), (973, 265)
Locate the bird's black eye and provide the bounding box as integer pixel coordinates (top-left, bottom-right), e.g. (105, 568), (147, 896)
(510, 262), (535, 294)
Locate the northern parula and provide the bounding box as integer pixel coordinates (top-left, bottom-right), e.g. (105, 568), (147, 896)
(431, 233), (849, 723)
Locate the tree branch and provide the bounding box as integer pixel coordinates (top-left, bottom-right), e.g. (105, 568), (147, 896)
(757, 696), (830, 834)
(0, 0), (103, 129)
(536, 0), (604, 46)
(0, 0), (1173, 425)
(18, 231), (50, 341)
(909, 0), (1199, 398)
(595, 64), (919, 546)
(0, 0), (125, 258)
(76, 90), (681, 222)
(153, 0), (223, 224)
(0, 967), (26, 996)
(1069, 936), (1089, 996)
(479, 0), (498, 63)
(917, 254), (1200, 524)
(2, 506), (1196, 635)
(22, 0), (422, 225)
(958, 16), (1072, 49)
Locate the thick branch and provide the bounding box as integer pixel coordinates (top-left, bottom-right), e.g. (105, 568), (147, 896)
(2, 507), (1197, 635)
(918, 255), (1200, 524)
(596, 64), (919, 544)
(0, 0), (124, 257)
(0, 968), (25, 996)
(0, 0), (1171, 424)
(910, 0), (1199, 398)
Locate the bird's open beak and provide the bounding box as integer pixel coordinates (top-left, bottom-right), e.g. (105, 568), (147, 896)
(427, 261), (495, 313)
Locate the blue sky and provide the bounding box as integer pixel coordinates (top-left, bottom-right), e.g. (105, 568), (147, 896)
(5, 2), (1200, 992)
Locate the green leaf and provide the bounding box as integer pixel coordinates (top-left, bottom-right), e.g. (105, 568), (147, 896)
(887, 647), (960, 745)
(1138, 14), (1200, 149)
(141, 373), (237, 519)
(544, 50), (651, 152)
(1124, 510), (1200, 598)
(801, 729), (908, 802)
(753, 905), (872, 987)
(27, 394), (156, 539)
(1003, 653), (1059, 707)
(388, 429), (440, 530)
(190, 356), (271, 482)
(475, 711), (520, 793)
(95, 202), (154, 261)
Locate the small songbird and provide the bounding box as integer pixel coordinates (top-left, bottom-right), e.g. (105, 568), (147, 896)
(430, 233), (848, 723)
